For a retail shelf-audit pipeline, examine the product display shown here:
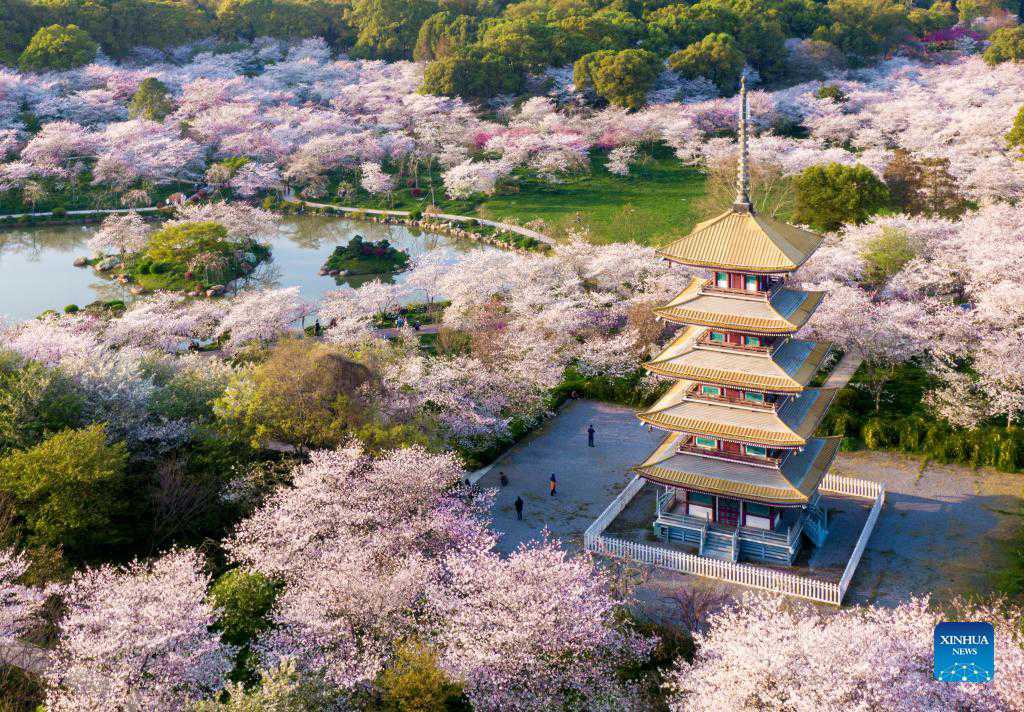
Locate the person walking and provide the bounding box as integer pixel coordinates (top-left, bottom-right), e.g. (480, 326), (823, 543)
(499, 471), (508, 487)
(514, 496), (524, 520)
(549, 473), (557, 496)
(587, 424), (595, 447)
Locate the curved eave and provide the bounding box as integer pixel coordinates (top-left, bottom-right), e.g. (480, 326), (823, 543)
(633, 435), (842, 505)
(643, 361), (807, 394)
(657, 253), (802, 275)
(652, 290), (825, 335)
(633, 464), (812, 505)
(636, 410), (807, 447)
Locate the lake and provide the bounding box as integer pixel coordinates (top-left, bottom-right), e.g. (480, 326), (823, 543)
(0, 215), (487, 322)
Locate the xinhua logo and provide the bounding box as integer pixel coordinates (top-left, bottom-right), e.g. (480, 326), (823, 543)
(934, 622), (995, 682)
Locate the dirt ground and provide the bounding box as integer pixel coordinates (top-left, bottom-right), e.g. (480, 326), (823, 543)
(479, 400), (1024, 609)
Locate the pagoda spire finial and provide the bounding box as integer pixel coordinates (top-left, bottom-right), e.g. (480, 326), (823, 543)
(734, 71), (752, 213)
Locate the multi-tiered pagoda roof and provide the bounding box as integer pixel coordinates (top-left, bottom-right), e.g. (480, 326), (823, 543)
(633, 74), (840, 510)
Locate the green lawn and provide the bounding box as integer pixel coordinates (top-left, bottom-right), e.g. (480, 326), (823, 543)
(326, 146), (707, 247)
(476, 152), (706, 246)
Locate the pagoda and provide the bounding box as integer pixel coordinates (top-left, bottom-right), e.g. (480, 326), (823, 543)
(634, 76), (840, 565)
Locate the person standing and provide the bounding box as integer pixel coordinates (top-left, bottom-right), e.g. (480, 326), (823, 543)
(549, 474), (557, 496)
(587, 424), (595, 447)
(514, 496), (524, 520)
(499, 471), (509, 486)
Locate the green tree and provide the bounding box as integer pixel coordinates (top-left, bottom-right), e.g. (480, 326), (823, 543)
(984, 25), (1024, 66)
(668, 32), (744, 95)
(128, 77), (174, 121)
(414, 11), (476, 61)
(1007, 105), (1024, 156)
(421, 44), (524, 98)
(812, 0), (910, 66)
(647, 0), (787, 81)
(216, 0), (349, 47)
(775, 0), (831, 37)
(793, 163), (890, 232)
(375, 641), (471, 712)
(476, 16), (556, 70)
(215, 339), (375, 450)
(0, 354), (83, 455)
(209, 568), (279, 647)
(549, 8), (647, 65)
(573, 48), (661, 110)
(18, 24), (97, 72)
(861, 227), (916, 288)
(908, 0), (956, 36)
(145, 220), (232, 263)
(346, 0), (438, 60)
(0, 424), (127, 558)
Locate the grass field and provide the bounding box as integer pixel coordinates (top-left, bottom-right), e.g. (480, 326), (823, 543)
(333, 145), (707, 247)
(475, 151), (706, 246)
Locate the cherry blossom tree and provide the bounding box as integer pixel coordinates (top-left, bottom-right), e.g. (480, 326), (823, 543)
(226, 444), (492, 690)
(426, 540), (655, 712)
(86, 211), (150, 258)
(0, 548), (47, 640)
(667, 593), (1024, 712)
(360, 161), (393, 196)
(46, 549), (234, 711)
(216, 287), (313, 353)
(103, 293), (224, 352)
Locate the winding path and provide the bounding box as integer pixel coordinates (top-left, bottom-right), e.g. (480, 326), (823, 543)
(288, 199), (557, 247)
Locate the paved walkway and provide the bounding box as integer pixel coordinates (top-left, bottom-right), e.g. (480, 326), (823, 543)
(822, 350), (864, 389)
(291, 199), (557, 246)
(478, 399), (664, 555)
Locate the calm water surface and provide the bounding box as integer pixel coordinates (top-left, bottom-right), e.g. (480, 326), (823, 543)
(0, 215), (486, 322)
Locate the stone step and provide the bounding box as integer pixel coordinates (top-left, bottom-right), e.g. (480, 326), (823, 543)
(701, 547), (735, 561)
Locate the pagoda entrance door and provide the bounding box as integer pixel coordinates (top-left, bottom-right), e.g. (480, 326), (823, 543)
(717, 498), (740, 527)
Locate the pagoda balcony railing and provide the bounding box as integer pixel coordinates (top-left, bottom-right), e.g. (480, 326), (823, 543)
(655, 489), (808, 549)
(695, 332), (773, 354)
(684, 388), (777, 410)
(674, 442), (785, 467)
(700, 279), (786, 299)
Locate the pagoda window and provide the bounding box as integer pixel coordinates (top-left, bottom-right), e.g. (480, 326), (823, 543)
(743, 391), (765, 404)
(700, 384), (721, 397)
(695, 435), (718, 449)
(744, 502), (773, 530)
(743, 335), (762, 347)
(715, 271), (729, 288)
(744, 444), (768, 458)
(709, 331), (726, 343)
(686, 491), (714, 520)
(744, 275), (759, 292)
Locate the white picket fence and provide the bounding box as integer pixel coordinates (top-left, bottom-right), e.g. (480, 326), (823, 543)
(584, 475), (885, 606)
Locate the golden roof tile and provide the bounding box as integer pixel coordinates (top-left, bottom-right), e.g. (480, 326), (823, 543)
(634, 433), (842, 504)
(646, 328), (831, 393)
(653, 279), (824, 334)
(657, 210), (823, 273)
(636, 386), (838, 447)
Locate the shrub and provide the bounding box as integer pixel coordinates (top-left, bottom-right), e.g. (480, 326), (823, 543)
(375, 641), (471, 712)
(814, 83), (847, 102)
(209, 569), (278, 647)
(63, 304), (79, 314)
(51, 206), (67, 219)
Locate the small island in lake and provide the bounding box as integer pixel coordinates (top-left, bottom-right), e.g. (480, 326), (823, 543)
(320, 235), (410, 279)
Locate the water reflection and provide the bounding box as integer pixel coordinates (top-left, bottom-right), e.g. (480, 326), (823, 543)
(0, 215), (490, 321)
